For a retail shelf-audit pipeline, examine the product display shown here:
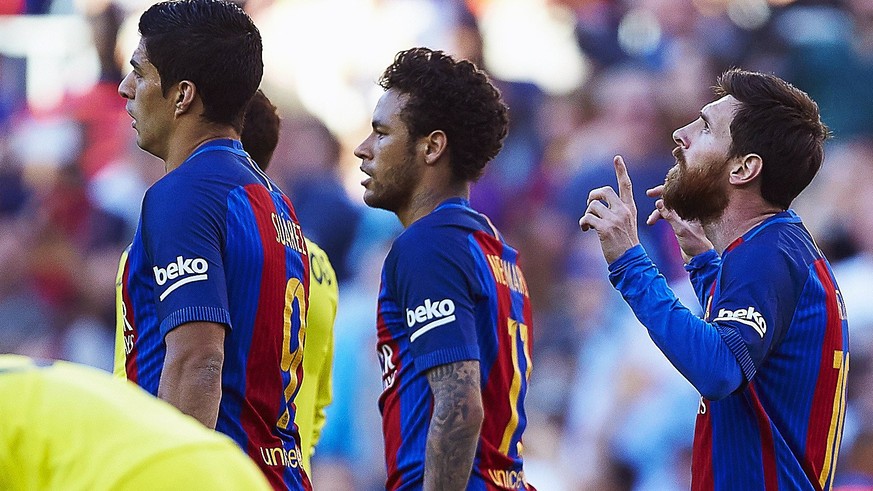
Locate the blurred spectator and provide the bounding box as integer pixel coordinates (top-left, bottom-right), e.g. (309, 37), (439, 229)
(2, 0), (873, 488)
(268, 115), (362, 282)
(834, 430), (873, 491)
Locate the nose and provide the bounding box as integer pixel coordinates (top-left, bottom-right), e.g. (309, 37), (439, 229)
(118, 71), (134, 100)
(672, 125), (689, 149)
(354, 136), (372, 160)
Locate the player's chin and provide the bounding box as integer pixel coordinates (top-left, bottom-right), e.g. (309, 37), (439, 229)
(362, 189), (382, 209)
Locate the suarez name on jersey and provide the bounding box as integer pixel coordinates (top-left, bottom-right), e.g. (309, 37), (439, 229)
(114, 139), (311, 491)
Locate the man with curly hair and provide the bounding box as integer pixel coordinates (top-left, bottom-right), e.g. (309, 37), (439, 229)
(355, 47), (536, 491)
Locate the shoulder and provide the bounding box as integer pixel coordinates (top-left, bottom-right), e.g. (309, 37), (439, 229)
(722, 221), (813, 282)
(143, 167), (229, 221)
(391, 212), (478, 263)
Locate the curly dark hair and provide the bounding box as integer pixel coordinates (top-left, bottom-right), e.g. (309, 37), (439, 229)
(139, 0), (263, 132)
(379, 47), (509, 182)
(240, 89), (280, 170)
(716, 68), (830, 209)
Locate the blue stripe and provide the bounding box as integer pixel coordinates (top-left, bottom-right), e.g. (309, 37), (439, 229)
(219, 187), (263, 448)
(128, 229), (164, 395)
(160, 306), (231, 335)
(469, 236), (499, 388)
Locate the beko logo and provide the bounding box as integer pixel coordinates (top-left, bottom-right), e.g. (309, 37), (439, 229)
(406, 298), (456, 342)
(153, 256), (209, 301)
(714, 306), (767, 338)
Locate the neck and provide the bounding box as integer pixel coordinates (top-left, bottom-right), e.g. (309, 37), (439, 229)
(704, 195), (783, 253)
(163, 124), (239, 172)
(397, 181), (470, 228)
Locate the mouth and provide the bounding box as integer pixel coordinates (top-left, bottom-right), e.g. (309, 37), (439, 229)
(360, 165), (372, 187)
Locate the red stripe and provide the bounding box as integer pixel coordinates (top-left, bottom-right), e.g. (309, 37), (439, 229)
(281, 193), (312, 491)
(377, 287), (405, 490)
(473, 231), (514, 474)
(121, 253), (139, 383)
(693, 286), (717, 491)
(725, 237), (744, 253)
(241, 185), (305, 490)
(691, 400), (714, 491)
(802, 260), (843, 489)
(749, 384), (779, 491)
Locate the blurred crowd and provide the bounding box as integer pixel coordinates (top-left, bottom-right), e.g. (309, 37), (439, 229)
(1, 0), (872, 489)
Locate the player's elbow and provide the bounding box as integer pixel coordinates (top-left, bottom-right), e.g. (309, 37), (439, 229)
(696, 374), (740, 401)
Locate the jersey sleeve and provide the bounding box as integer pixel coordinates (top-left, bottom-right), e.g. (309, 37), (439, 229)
(609, 245), (744, 400)
(388, 224), (480, 373)
(685, 249), (721, 307)
(140, 175), (231, 337)
(710, 243), (796, 382)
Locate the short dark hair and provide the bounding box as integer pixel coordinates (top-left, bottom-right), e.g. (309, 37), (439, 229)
(379, 47), (508, 182)
(716, 68), (830, 209)
(139, 0), (263, 132)
(241, 89), (280, 170)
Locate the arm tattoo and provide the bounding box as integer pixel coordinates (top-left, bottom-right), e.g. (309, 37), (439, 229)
(423, 360), (484, 491)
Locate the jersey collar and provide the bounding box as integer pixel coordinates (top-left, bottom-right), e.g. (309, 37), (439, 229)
(724, 209), (801, 252)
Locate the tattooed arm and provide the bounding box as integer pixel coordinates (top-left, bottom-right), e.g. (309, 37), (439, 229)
(423, 360), (484, 491)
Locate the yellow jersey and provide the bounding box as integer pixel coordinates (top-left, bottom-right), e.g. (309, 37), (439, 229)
(0, 355), (271, 491)
(296, 239), (338, 474)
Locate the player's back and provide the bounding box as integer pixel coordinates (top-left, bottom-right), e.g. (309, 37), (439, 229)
(116, 139), (311, 489)
(0, 355), (271, 491)
(295, 238), (338, 474)
(377, 198), (535, 490)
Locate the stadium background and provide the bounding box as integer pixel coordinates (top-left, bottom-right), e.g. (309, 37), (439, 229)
(0, 0), (871, 489)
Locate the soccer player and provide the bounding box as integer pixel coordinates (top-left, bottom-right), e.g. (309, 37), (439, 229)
(115, 1), (311, 489)
(579, 69), (849, 489)
(355, 47), (535, 491)
(0, 355), (272, 490)
(241, 90), (339, 475)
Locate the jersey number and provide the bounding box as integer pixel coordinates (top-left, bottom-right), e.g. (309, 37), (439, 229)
(499, 317), (532, 456)
(819, 350), (849, 489)
(277, 277), (306, 430)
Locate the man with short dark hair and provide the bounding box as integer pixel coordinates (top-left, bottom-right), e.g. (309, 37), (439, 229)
(355, 47), (535, 491)
(115, 1), (311, 488)
(580, 68), (849, 490)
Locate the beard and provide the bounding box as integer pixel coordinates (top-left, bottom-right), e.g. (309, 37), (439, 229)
(661, 147), (730, 225)
(362, 146), (420, 213)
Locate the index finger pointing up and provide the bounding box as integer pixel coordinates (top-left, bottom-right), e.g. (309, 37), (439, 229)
(614, 155), (633, 205)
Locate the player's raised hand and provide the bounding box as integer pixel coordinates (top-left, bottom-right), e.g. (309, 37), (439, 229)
(645, 184), (714, 263)
(578, 155), (641, 264)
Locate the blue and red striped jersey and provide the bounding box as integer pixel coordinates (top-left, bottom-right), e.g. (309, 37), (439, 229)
(116, 139), (311, 491)
(376, 197), (535, 491)
(691, 211), (849, 491)
(609, 210), (849, 491)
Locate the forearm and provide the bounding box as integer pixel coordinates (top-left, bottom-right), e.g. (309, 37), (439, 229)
(159, 322), (226, 428)
(609, 245), (743, 400)
(158, 355), (223, 428)
(424, 361), (484, 491)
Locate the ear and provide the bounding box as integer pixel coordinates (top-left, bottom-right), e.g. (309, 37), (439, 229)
(729, 153), (763, 186)
(173, 80), (197, 117)
(422, 130), (448, 166)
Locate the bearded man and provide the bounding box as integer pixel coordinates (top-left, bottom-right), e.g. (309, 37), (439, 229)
(579, 68), (849, 490)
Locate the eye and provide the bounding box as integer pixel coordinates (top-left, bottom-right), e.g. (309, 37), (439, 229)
(702, 120), (710, 133)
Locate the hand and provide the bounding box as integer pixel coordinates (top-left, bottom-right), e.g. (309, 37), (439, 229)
(645, 185), (714, 263)
(578, 155), (641, 264)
